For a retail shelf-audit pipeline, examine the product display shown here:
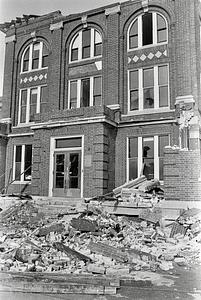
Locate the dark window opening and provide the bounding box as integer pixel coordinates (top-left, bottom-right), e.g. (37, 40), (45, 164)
(142, 13), (153, 46)
(81, 78), (90, 107)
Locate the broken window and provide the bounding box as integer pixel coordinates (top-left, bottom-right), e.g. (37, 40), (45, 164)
(128, 64), (169, 112)
(128, 12), (167, 49)
(128, 135), (169, 181)
(14, 145), (32, 182)
(21, 41), (48, 72)
(69, 28), (102, 62)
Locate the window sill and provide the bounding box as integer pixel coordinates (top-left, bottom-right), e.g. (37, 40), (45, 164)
(15, 122), (35, 128)
(123, 107), (174, 116)
(20, 67), (48, 75)
(127, 42), (168, 52)
(12, 181), (31, 184)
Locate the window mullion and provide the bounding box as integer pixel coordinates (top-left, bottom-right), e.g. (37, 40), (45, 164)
(154, 66), (159, 109)
(138, 136), (143, 177)
(153, 12), (157, 44)
(139, 68), (143, 110)
(154, 135), (159, 179)
(138, 16), (142, 48)
(21, 145), (25, 181)
(77, 80), (81, 108)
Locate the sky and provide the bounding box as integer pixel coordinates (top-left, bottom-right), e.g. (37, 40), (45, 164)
(0, 0), (128, 96)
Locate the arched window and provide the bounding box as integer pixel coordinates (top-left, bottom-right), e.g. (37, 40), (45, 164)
(128, 12), (167, 50)
(69, 28), (102, 62)
(21, 41), (48, 72)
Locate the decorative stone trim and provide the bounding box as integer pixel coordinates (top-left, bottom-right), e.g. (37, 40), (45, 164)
(81, 15), (87, 28)
(0, 118), (12, 124)
(105, 5), (120, 16)
(107, 104), (120, 110)
(5, 35), (16, 43)
(50, 21), (63, 31)
(175, 95), (195, 105)
(142, 0), (149, 12)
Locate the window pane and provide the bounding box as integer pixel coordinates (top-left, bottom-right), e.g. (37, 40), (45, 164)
(15, 146), (22, 181)
(24, 145), (32, 181)
(130, 91), (138, 110)
(158, 65), (168, 85)
(143, 68), (154, 87)
(32, 58), (39, 69)
(93, 77), (101, 96)
(144, 88), (154, 109)
(22, 48), (29, 72)
(81, 78), (90, 107)
(29, 88), (38, 122)
(20, 90), (27, 123)
(130, 70), (138, 90)
(56, 138), (82, 148)
(94, 43), (102, 56)
(159, 135), (169, 180)
(95, 30), (102, 44)
(82, 29), (90, 59)
(129, 137), (138, 158)
(55, 154), (65, 188)
(158, 29), (167, 43)
(157, 14), (166, 30)
(70, 81), (77, 109)
(129, 20), (138, 48)
(82, 46), (90, 59)
(142, 13), (153, 46)
(143, 137), (154, 180)
(42, 55), (48, 68)
(71, 48), (78, 61)
(129, 158), (138, 180)
(159, 86), (168, 107)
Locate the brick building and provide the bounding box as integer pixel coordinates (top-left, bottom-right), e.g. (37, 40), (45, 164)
(0, 0), (200, 202)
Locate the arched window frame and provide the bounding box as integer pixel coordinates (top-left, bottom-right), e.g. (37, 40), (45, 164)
(69, 28), (102, 62)
(127, 12), (168, 51)
(20, 40), (48, 73)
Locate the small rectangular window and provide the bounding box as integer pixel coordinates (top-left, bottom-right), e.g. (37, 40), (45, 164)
(81, 78), (90, 107)
(158, 65), (168, 107)
(56, 138), (82, 148)
(142, 13), (153, 46)
(93, 76), (102, 106)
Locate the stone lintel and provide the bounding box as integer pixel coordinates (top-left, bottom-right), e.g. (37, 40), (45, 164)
(105, 5), (121, 16)
(5, 35), (16, 43)
(50, 21), (63, 31)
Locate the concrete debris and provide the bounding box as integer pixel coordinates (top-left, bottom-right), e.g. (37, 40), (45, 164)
(0, 190), (200, 294)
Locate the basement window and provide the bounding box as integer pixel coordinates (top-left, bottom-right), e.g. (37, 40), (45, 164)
(13, 144), (32, 182)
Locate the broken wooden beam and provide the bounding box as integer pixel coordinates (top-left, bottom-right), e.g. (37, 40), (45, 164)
(53, 242), (92, 262)
(88, 241), (128, 262)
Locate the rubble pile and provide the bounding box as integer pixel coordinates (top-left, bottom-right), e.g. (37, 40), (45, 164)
(0, 195), (200, 276)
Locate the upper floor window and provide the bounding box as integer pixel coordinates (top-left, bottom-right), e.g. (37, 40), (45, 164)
(128, 12), (167, 50)
(70, 28), (102, 62)
(21, 41), (48, 73)
(128, 64), (169, 112)
(18, 85), (47, 124)
(68, 76), (102, 109)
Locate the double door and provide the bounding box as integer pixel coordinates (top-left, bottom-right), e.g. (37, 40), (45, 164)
(53, 150), (81, 197)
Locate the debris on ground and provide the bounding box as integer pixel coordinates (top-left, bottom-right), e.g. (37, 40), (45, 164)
(0, 179), (200, 294)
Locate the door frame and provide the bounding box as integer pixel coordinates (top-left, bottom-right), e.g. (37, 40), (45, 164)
(49, 135), (84, 197)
